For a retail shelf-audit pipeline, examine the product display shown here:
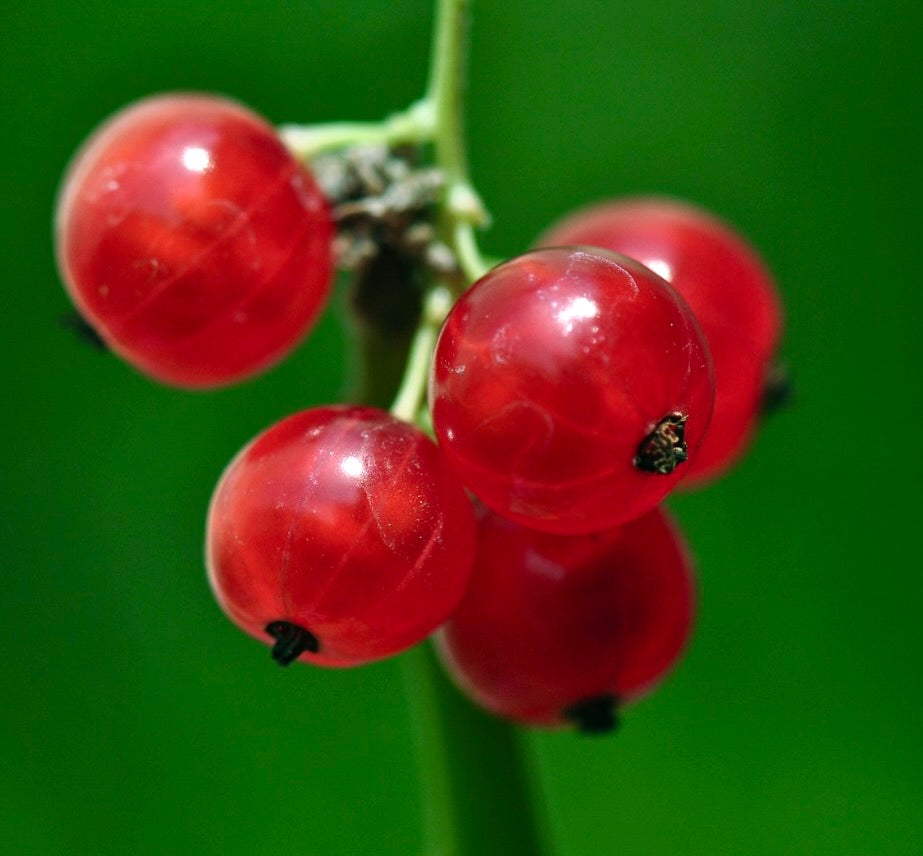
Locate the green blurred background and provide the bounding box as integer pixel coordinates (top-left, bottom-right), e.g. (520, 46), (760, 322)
(2, 1), (921, 853)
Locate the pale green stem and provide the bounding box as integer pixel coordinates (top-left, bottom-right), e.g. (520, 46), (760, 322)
(390, 286), (452, 425)
(426, 0), (469, 184)
(388, 0), (491, 426)
(453, 221), (491, 281)
(427, 0), (490, 281)
(278, 99), (435, 160)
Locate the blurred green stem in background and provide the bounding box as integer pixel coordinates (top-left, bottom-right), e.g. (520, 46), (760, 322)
(402, 643), (546, 855)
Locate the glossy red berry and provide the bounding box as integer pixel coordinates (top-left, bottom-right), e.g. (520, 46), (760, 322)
(55, 93), (334, 388)
(429, 247), (714, 534)
(436, 506), (695, 732)
(206, 406), (476, 667)
(538, 198), (783, 484)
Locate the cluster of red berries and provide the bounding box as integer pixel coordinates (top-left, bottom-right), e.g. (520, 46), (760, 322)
(55, 94), (783, 733)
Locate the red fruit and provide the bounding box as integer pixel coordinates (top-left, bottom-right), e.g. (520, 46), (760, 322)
(538, 198), (783, 484)
(55, 93), (333, 388)
(436, 506), (695, 732)
(429, 247), (714, 534)
(206, 406), (476, 667)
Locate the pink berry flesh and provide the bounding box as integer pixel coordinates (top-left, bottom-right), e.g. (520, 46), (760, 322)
(55, 93), (333, 388)
(538, 198), (783, 484)
(436, 506), (695, 731)
(206, 406), (476, 667)
(429, 247), (714, 534)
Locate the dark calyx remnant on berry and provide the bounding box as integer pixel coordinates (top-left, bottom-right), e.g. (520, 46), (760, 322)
(761, 363), (793, 417)
(564, 695), (620, 735)
(265, 621), (319, 666)
(60, 310), (108, 351)
(634, 412), (689, 475)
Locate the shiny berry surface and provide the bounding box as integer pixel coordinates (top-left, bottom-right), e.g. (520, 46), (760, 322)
(429, 247), (714, 534)
(436, 506), (695, 730)
(538, 198), (783, 484)
(206, 406), (476, 667)
(55, 93), (333, 388)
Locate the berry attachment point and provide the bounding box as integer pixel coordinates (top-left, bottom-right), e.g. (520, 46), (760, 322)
(563, 695), (620, 735)
(265, 621), (319, 666)
(634, 413), (689, 475)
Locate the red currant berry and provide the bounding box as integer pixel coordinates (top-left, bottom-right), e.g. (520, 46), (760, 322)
(206, 405), (476, 667)
(435, 506), (695, 732)
(55, 93), (334, 388)
(429, 247), (714, 535)
(538, 198), (783, 484)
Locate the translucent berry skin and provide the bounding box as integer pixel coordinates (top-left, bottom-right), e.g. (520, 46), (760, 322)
(55, 93), (333, 388)
(206, 406), (476, 667)
(435, 506), (695, 729)
(538, 198), (783, 484)
(429, 247), (714, 534)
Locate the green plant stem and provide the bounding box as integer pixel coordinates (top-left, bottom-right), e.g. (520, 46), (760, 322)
(426, 0), (469, 187)
(389, 0), (491, 431)
(426, 0), (490, 284)
(390, 286), (452, 425)
(278, 99), (435, 159)
(401, 643), (546, 856)
(284, 0), (542, 848)
(279, 3), (490, 284)
(385, 2), (544, 853)
(452, 218), (491, 281)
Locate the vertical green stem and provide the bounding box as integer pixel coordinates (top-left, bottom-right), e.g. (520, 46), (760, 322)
(390, 287), (452, 425)
(387, 2), (546, 853)
(426, 0), (490, 286)
(402, 643), (546, 856)
(427, 0), (470, 184)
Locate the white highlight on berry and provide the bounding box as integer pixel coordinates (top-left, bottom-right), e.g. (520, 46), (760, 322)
(646, 258), (673, 282)
(340, 455), (364, 479)
(556, 295), (599, 335)
(181, 146), (212, 173)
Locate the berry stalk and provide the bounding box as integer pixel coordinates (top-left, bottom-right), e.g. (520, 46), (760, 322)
(426, 0), (491, 283)
(390, 285), (452, 425)
(278, 99), (436, 158)
(387, 1), (543, 853)
(402, 642), (546, 856)
(283, 0), (544, 849)
(278, 11), (490, 285)
(389, 0), (491, 426)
